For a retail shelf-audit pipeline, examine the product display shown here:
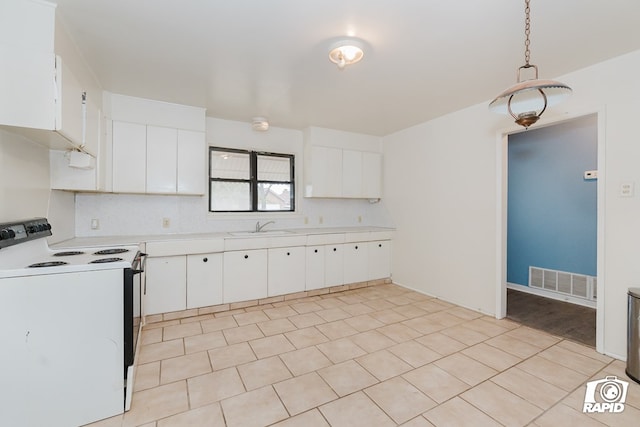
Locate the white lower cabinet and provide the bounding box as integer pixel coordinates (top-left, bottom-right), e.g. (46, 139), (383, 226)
(145, 256), (186, 315)
(143, 232), (393, 315)
(268, 246), (306, 296)
(325, 244), (345, 287)
(305, 246), (325, 290)
(343, 242), (369, 284)
(223, 249), (268, 303)
(368, 240), (391, 280)
(187, 253), (223, 309)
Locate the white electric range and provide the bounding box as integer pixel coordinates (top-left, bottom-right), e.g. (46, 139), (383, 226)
(0, 218), (145, 427)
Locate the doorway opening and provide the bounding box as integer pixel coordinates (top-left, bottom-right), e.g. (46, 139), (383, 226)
(497, 111), (605, 351)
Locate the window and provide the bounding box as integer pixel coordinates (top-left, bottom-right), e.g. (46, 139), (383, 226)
(209, 147), (295, 212)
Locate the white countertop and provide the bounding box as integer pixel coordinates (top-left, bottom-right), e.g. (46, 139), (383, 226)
(52, 226), (395, 249)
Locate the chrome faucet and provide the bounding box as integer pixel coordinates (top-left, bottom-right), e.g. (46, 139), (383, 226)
(255, 220), (275, 232)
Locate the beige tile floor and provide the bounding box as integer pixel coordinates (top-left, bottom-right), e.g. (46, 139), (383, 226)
(87, 284), (640, 427)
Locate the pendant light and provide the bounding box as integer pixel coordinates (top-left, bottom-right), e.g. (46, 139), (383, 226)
(489, 0), (572, 128)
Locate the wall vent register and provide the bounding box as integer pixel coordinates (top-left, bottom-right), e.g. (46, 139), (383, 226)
(529, 266), (596, 301)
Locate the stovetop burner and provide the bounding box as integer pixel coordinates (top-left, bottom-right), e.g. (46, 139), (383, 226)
(28, 261), (69, 268)
(93, 248), (129, 256)
(89, 257), (124, 264)
(53, 251), (85, 257)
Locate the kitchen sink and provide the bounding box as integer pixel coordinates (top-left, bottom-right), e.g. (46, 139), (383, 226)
(228, 230), (294, 237)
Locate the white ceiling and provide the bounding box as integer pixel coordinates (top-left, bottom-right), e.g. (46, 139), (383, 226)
(53, 0), (640, 136)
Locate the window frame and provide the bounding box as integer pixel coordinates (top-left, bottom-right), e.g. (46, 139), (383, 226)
(208, 146), (295, 213)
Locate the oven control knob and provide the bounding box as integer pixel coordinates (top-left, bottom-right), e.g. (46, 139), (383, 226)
(0, 229), (15, 240)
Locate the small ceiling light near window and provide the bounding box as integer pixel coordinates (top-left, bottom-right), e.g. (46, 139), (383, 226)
(329, 39), (364, 70)
(252, 117), (269, 132)
(489, 0), (572, 128)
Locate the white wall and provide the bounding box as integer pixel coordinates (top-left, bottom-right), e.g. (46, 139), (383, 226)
(0, 129), (51, 222)
(0, 129), (75, 243)
(75, 117), (393, 236)
(383, 49), (640, 359)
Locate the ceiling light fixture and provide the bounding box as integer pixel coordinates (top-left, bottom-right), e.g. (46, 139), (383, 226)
(251, 117), (269, 132)
(489, 0), (572, 128)
(328, 39), (364, 70)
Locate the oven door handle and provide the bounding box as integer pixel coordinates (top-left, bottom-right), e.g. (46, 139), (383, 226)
(131, 252), (147, 272)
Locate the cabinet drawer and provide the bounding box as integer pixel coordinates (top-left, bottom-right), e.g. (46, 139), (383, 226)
(306, 233), (345, 246)
(146, 239), (224, 257)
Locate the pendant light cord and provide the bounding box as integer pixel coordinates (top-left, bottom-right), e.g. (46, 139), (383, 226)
(524, 0), (531, 66)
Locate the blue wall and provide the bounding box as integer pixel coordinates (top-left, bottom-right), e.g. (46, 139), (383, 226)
(507, 115), (597, 286)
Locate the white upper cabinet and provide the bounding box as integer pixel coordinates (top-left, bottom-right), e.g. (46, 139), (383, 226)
(0, 0), (56, 131)
(109, 94), (206, 195)
(1, 1), (100, 155)
(177, 130), (206, 195)
(146, 126), (178, 193)
(305, 146), (342, 197)
(303, 126), (382, 199)
(342, 149), (363, 198)
(112, 121), (146, 193)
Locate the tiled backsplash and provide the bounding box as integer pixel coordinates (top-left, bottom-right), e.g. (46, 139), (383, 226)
(75, 192), (394, 237)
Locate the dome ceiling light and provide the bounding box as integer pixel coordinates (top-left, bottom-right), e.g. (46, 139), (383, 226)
(489, 0), (572, 129)
(328, 39), (364, 70)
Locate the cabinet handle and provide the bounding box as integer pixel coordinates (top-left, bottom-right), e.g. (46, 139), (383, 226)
(244, 254), (249, 259)
(314, 249), (318, 253)
(355, 245), (359, 250)
(378, 244), (382, 248)
(286, 252), (290, 256)
(333, 248), (337, 252)
(203, 257), (208, 262)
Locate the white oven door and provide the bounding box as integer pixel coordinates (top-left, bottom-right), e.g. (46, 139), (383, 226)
(0, 269), (124, 427)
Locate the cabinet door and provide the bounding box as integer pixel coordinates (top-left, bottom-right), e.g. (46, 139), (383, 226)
(305, 246), (325, 290)
(223, 249), (268, 303)
(112, 121), (146, 193)
(362, 152), (382, 198)
(82, 92), (100, 157)
(343, 242), (369, 284)
(0, 49), (56, 130)
(268, 246), (306, 296)
(146, 126), (178, 193)
(187, 253), (223, 309)
(0, 0), (55, 130)
(342, 149), (363, 198)
(309, 146), (342, 197)
(56, 58), (84, 147)
(368, 240), (391, 280)
(325, 244), (344, 287)
(145, 256), (186, 315)
(177, 129), (205, 195)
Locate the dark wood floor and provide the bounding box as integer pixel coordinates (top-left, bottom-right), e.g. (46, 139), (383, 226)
(506, 288), (596, 347)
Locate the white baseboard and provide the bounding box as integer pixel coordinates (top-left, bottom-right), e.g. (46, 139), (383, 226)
(507, 282), (596, 309)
